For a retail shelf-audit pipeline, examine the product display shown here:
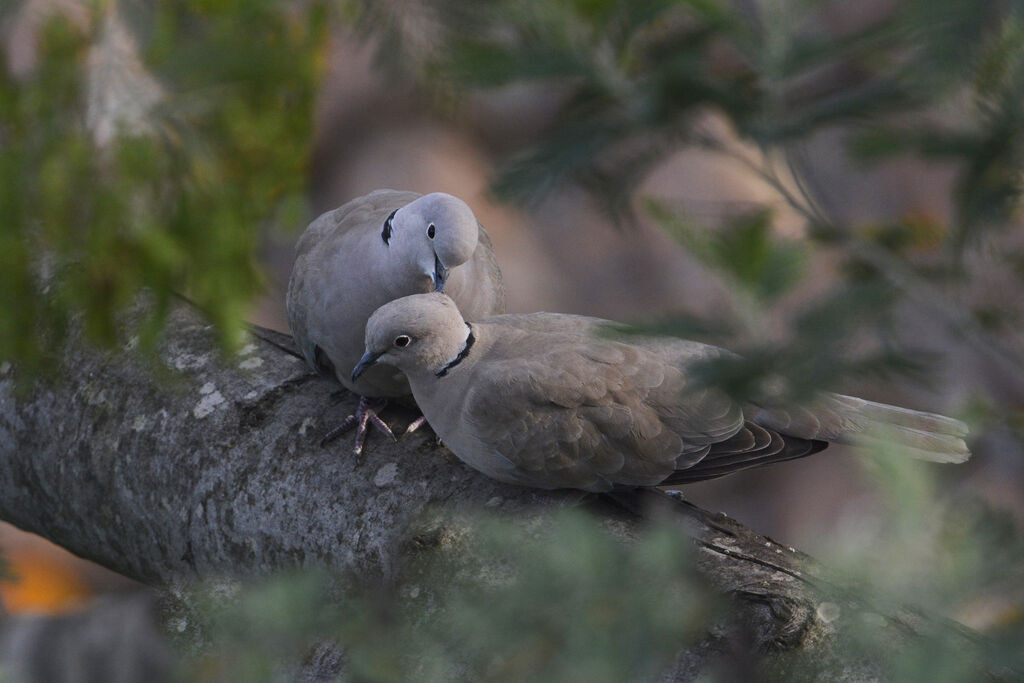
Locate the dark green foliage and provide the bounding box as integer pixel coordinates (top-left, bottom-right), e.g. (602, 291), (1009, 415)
(0, 0), (326, 377)
(181, 570), (342, 681)
(425, 0), (760, 211)
(179, 511), (716, 682)
(848, 13), (1024, 245)
(419, 0), (1022, 217)
(815, 448), (1024, 682)
(647, 200), (806, 302)
(377, 513), (712, 682)
(179, 498), (1024, 681)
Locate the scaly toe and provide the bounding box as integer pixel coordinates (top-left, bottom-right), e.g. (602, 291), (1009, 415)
(320, 414), (358, 446)
(404, 415), (429, 436)
(366, 412), (397, 440)
(320, 396), (395, 454)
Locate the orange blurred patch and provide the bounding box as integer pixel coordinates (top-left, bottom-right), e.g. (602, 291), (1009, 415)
(1, 548), (92, 615)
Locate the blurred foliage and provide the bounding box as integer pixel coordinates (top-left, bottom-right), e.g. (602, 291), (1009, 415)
(0, 0), (326, 378)
(424, 0), (1024, 228)
(177, 510), (718, 682)
(820, 444), (1024, 681)
(176, 496), (1023, 681)
(178, 570), (342, 681)
(648, 202), (807, 303)
(647, 198), (926, 406)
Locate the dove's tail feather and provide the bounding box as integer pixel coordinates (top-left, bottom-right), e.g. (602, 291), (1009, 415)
(826, 395), (970, 464)
(662, 394), (970, 486)
(752, 393), (971, 464)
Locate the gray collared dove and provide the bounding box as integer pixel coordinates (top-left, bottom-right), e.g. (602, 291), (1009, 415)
(352, 293), (970, 491)
(287, 190), (504, 454)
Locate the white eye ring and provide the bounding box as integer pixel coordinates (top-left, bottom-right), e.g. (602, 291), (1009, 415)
(394, 335), (412, 348)
(427, 223), (436, 239)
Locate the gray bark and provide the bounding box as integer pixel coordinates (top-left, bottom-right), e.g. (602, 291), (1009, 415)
(0, 300), (984, 680)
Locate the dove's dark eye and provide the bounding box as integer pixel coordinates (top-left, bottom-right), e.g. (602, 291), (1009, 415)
(427, 223), (436, 239)
(394, 335), (411, 348)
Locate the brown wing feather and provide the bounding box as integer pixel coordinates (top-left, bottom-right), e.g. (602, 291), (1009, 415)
(659, 422), (827, 485)
(463, 333), (745, 491)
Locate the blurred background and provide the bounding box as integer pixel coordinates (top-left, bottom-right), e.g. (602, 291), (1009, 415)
(1, 0), (1022, 676)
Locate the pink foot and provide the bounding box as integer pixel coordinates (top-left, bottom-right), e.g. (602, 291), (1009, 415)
(403, 416), (443, 446)
(405, 415), (429, 435)
(321, 396), (396, 455)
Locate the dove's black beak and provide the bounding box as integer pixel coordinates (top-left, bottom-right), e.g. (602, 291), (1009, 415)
(432, 255), (449, 292)
(351, 351), (383, 383)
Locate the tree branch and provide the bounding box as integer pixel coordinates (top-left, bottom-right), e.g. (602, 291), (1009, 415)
(0, 299), (986, 679)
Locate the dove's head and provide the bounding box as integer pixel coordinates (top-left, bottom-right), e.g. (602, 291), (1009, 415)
(353, 293), (470, 381)
(385, 193), (479, 292)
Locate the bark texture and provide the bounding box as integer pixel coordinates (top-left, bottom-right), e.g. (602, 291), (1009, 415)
(0, 301), (982, 680)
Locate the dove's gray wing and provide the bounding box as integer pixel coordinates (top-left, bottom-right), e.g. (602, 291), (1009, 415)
(287, 189), (421, 378)
(459, 328), (745, 491)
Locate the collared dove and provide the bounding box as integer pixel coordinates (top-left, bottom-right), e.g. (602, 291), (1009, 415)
(352, 293), (970, 491)
(286, 190), (504, 454)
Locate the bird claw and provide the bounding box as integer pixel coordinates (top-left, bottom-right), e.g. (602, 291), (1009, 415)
(320, 396), (396, 455)
(403, 415), (442, 447)
(404, 415), (429, 435)
(320, 414), (358, 446)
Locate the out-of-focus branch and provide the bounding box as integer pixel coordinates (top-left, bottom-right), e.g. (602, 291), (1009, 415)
(692, 127), (1024, 397)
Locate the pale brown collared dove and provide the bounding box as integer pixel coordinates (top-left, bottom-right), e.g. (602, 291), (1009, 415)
(286, 191), (504, 454)
(352, 293), (970, 491)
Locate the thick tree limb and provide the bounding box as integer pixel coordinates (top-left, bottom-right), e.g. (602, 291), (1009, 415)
(0, 300), (986, 680)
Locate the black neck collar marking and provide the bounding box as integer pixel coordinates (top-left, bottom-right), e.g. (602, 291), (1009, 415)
(436, 324), (475, 378)
(381, 209), (398, 245)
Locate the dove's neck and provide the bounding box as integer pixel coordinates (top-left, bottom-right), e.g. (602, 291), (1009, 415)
(405, 323), (480, 448)
(384, 249), (434, 298)
(435, 324), (474, 378)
